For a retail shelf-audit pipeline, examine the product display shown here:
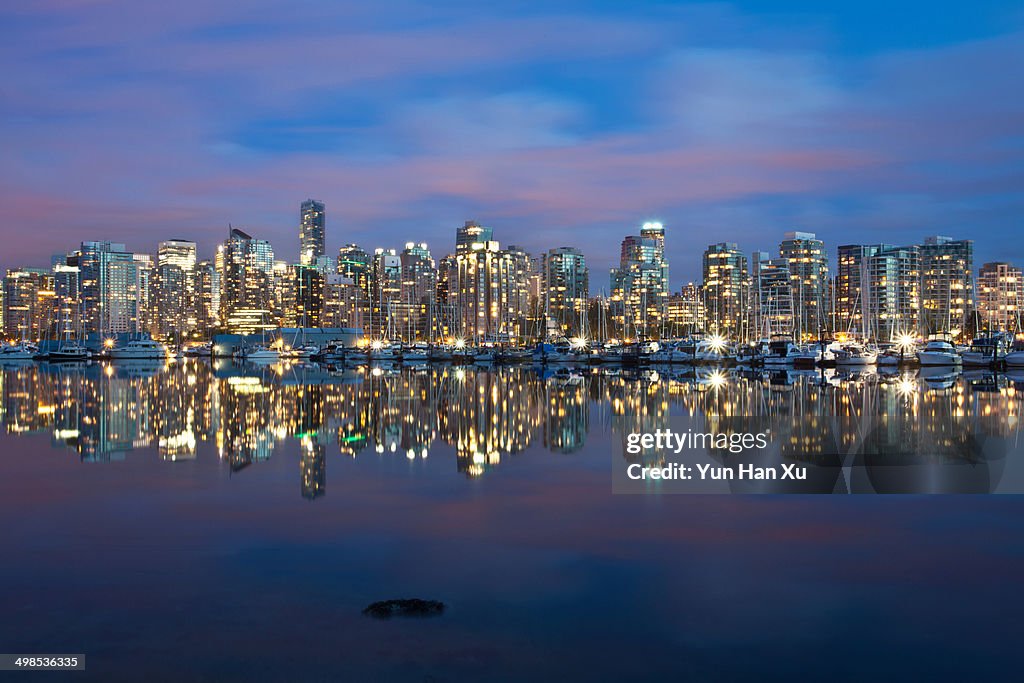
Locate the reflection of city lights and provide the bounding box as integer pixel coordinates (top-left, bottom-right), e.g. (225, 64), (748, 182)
(898, 378), (916, 397)
(709, 370), (727, 388)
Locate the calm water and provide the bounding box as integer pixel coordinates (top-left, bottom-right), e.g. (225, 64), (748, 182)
(1, 360), (1022, 682)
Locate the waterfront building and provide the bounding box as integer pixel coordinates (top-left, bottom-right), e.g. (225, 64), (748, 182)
(701, 242), (749, 338)
(449, 226), (532, 342)
(322, 274), (366, 330)
(779, 231), (829, 339)
(370, 248), (401, 338)
(217, 228), (276, 334)
(399, 242), (437, 340)
(293, 264), (325, 328)
(154, 240), (197, 339)
(665, 283), (704, 337)
(299, 199), (325, 266)
(609, 222), (670, 338)
(919, 236), (973, 337)
(2, 267), (53, 340)
(542, 247), (589, 337)
(976, 262), (1023, 333)
(836, 244), (920, 340)
(74, 241), (150, 335)
(194, 260), (220, 336)
(751, 251), (793, 339)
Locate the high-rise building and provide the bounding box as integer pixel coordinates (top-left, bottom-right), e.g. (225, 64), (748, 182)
(919, 236), (973, 337)
(322, 274), (365, 330)
(194, 260), (220, 336)
(665, 283), (704, 336)
(293, 265), (325, 327)
(299, 199), (325, 266)
(751, 251), (793, 338)
(399, 242), (436, 340)
(154, 240), (197, 339)
(337, 244), (372, 325)
(75, 241), (150, 335)
(449, 225), (531, 341)
(369, 248), (401, 338)
(609, 222), (670, 338)
(2, 267), (53, 340)
(779, 231), (829, 339)
(217, 228), (276, 334)
(701, 242), (749, 338)
(456, 220), (493, 253)
(977, 262), (1022, 333)
(836, 244), (920, 340)
(542, 247), (589, 337)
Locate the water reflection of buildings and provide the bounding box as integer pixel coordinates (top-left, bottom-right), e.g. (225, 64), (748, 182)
(1, 362), (1021, 492)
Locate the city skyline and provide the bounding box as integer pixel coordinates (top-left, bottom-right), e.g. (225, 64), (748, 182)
(2, 1), (1022, 279)
(4, 205), (1021, 344)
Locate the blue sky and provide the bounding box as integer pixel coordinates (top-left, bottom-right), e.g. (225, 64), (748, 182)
(1, 1), (1022, 286)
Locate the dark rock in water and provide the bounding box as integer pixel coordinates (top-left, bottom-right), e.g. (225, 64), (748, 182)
(363, 599), (446, 619)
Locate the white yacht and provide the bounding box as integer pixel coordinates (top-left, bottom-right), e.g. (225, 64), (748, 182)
(0, 342), (38, 360)
(835, 344), (878, 367)
(762, 339), (799, 366)
(1005, 349), (1024, 368)
(109, 339), (168, 360)
(917, 340), (962, 366)
(243, 345), (281, 363)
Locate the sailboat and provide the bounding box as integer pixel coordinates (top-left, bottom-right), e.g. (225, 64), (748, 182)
(50, 306), (90, 361)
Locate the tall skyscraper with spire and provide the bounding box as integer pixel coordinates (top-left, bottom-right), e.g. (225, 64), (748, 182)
(299, 199), (325, 266)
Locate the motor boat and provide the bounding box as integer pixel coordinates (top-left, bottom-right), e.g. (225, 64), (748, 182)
(109, 339), (168, 360)
(1006, 348), (1024, 368)
(183, 343), (212, 358)
(0, 342), (38, 360)
(402, 343), (431, 362)
(917, 339), (962, 366)
(49, 343), (91, 361)
(692, 338), (733, 364)
(761, 339), (799, 366)
(960, 336), (1009, 368)
(284, 344), (320, 360)
(241, 345), (281, 363)
(834, 343), (878, 367)
(648, 342), (693, 364)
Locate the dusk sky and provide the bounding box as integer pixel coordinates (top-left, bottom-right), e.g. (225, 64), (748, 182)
(2, 0), (1022, 286)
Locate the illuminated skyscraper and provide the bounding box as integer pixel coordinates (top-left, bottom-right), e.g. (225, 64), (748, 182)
(976, 262), (1022, 333)
(919, 236), (973, 337)
(456, 220), (493, 253)
(610, 222), (670, 338)
(836, 244), (920, 340)
(194, 260), (220, 336)
(75, 241), (150, 335)
(449, 224), (531, 341)
(2, 267), (53, 340)
(154, 240), (197, 339)
(751, 251), (793, 338)
(299, 199), (325, 266)
(542, 247), (589, 336)
(701, 242), (748, 338)
(217, 228), (276, 334)
(779, 232), (829, 339)
(399, 242), (436, 340)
